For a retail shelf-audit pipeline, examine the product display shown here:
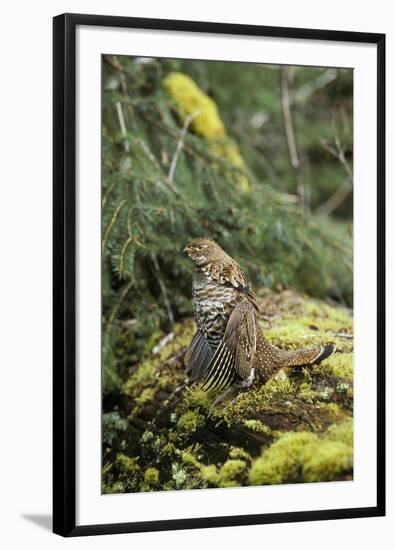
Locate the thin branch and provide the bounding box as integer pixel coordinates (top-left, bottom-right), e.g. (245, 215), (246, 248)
(119, 236), (134, 277)
(102, 179), (119, 209)
(317, 118), (353, 215)
(292, 68), (338, 104)
(107, 280), (134, 328)
(135, 138), (196, 208)
(102, 199), (126, 254)
(316, 177), (352, 216)
(281, 68), (300, 171)
(320, 137), (353, 183)
(115, 101), (130, 153)
(280, 67), (306, 207)
(104, 55), (131, 100)
(168, 110), (200, 182)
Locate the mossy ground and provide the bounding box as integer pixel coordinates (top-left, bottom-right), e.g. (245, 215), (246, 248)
(102, 289), (353, 494)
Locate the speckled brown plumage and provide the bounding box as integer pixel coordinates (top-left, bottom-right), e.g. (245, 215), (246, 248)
(183, 237), (335, 392)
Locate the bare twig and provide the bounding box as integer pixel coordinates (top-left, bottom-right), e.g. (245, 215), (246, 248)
(317, 116), (353, 215)
(152, 333), (175, 355)
(280, 67), (306, 207)
(168, 110), (200, 182)
(332, 332), (353, 339)
(316, 177), (352, 216)
(320, 136), (353, 182)
(104, 55), (128, 93)
(107, 280), (134, 328)
(281, 69), (300, 171)
(102, 199), (126, 254)
(115, 101), (130, 153)
(292, 68), (338, 104)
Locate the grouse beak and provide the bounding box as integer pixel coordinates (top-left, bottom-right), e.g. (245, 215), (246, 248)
(183, 245), (190, 256)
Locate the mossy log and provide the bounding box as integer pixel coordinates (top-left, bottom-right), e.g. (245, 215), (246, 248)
(103, 289), (353, 493)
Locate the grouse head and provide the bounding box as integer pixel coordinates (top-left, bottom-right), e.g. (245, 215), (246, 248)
(183, 237), (227, 266)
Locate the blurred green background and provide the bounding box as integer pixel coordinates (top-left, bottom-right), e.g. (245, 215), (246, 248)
(101, 56), (353, 396)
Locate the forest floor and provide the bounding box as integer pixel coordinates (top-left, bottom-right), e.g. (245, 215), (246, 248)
(102, 288), (353, 493)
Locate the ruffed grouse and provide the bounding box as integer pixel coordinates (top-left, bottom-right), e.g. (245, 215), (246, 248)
(183, 237), (335, 393)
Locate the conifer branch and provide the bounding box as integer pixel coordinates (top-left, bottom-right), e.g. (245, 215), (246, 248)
(102, 199), (126, 254)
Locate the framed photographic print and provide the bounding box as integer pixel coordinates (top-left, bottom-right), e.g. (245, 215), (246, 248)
(53, 13), (385, 537)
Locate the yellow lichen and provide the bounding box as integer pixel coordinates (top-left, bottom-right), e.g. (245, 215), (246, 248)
(163, 72), (249, 191)
(163, 72), (226, 139)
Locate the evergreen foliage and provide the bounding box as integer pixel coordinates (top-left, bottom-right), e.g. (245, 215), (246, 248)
(101, 55), (352, 394)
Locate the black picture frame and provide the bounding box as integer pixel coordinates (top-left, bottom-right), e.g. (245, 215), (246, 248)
(53, 12), (386, 537)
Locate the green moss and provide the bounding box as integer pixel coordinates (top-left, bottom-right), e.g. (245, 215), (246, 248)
(301, 440), (352, 482)
(181, 451), (202, 469)
(266, 318), (342, 351)
(301, 301), (352, 330)
(218, 459), (247, 487)
(243, 419), (273, 436)
(105, 481), (126, 494)
(265, 297), (352, 354)
(162, 442), (177, 456)
(249, 432), (318, 485)
(125, 359), (158, 393)
(177, 410), (205, 435)
(115, 453), (139, 474)
(320, 402), (345, 423)
(144, 467), (160, 487)
(298, 381), (318, 404)
(104, 289), (354, 494)
(140, 430), (154, 444)
(229, 447), (252, 462)
(181, 448), (250, 489)
(221, 374), (301, 426)
(249, 420), (353, 486)
(130, 387), (156, 417)
(182, 386), (211, 409)
(158, 321), (196, 362)
(201, 465), (220, 486)
(326, 419), (353, 447)
(326, 353), (353, 380)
